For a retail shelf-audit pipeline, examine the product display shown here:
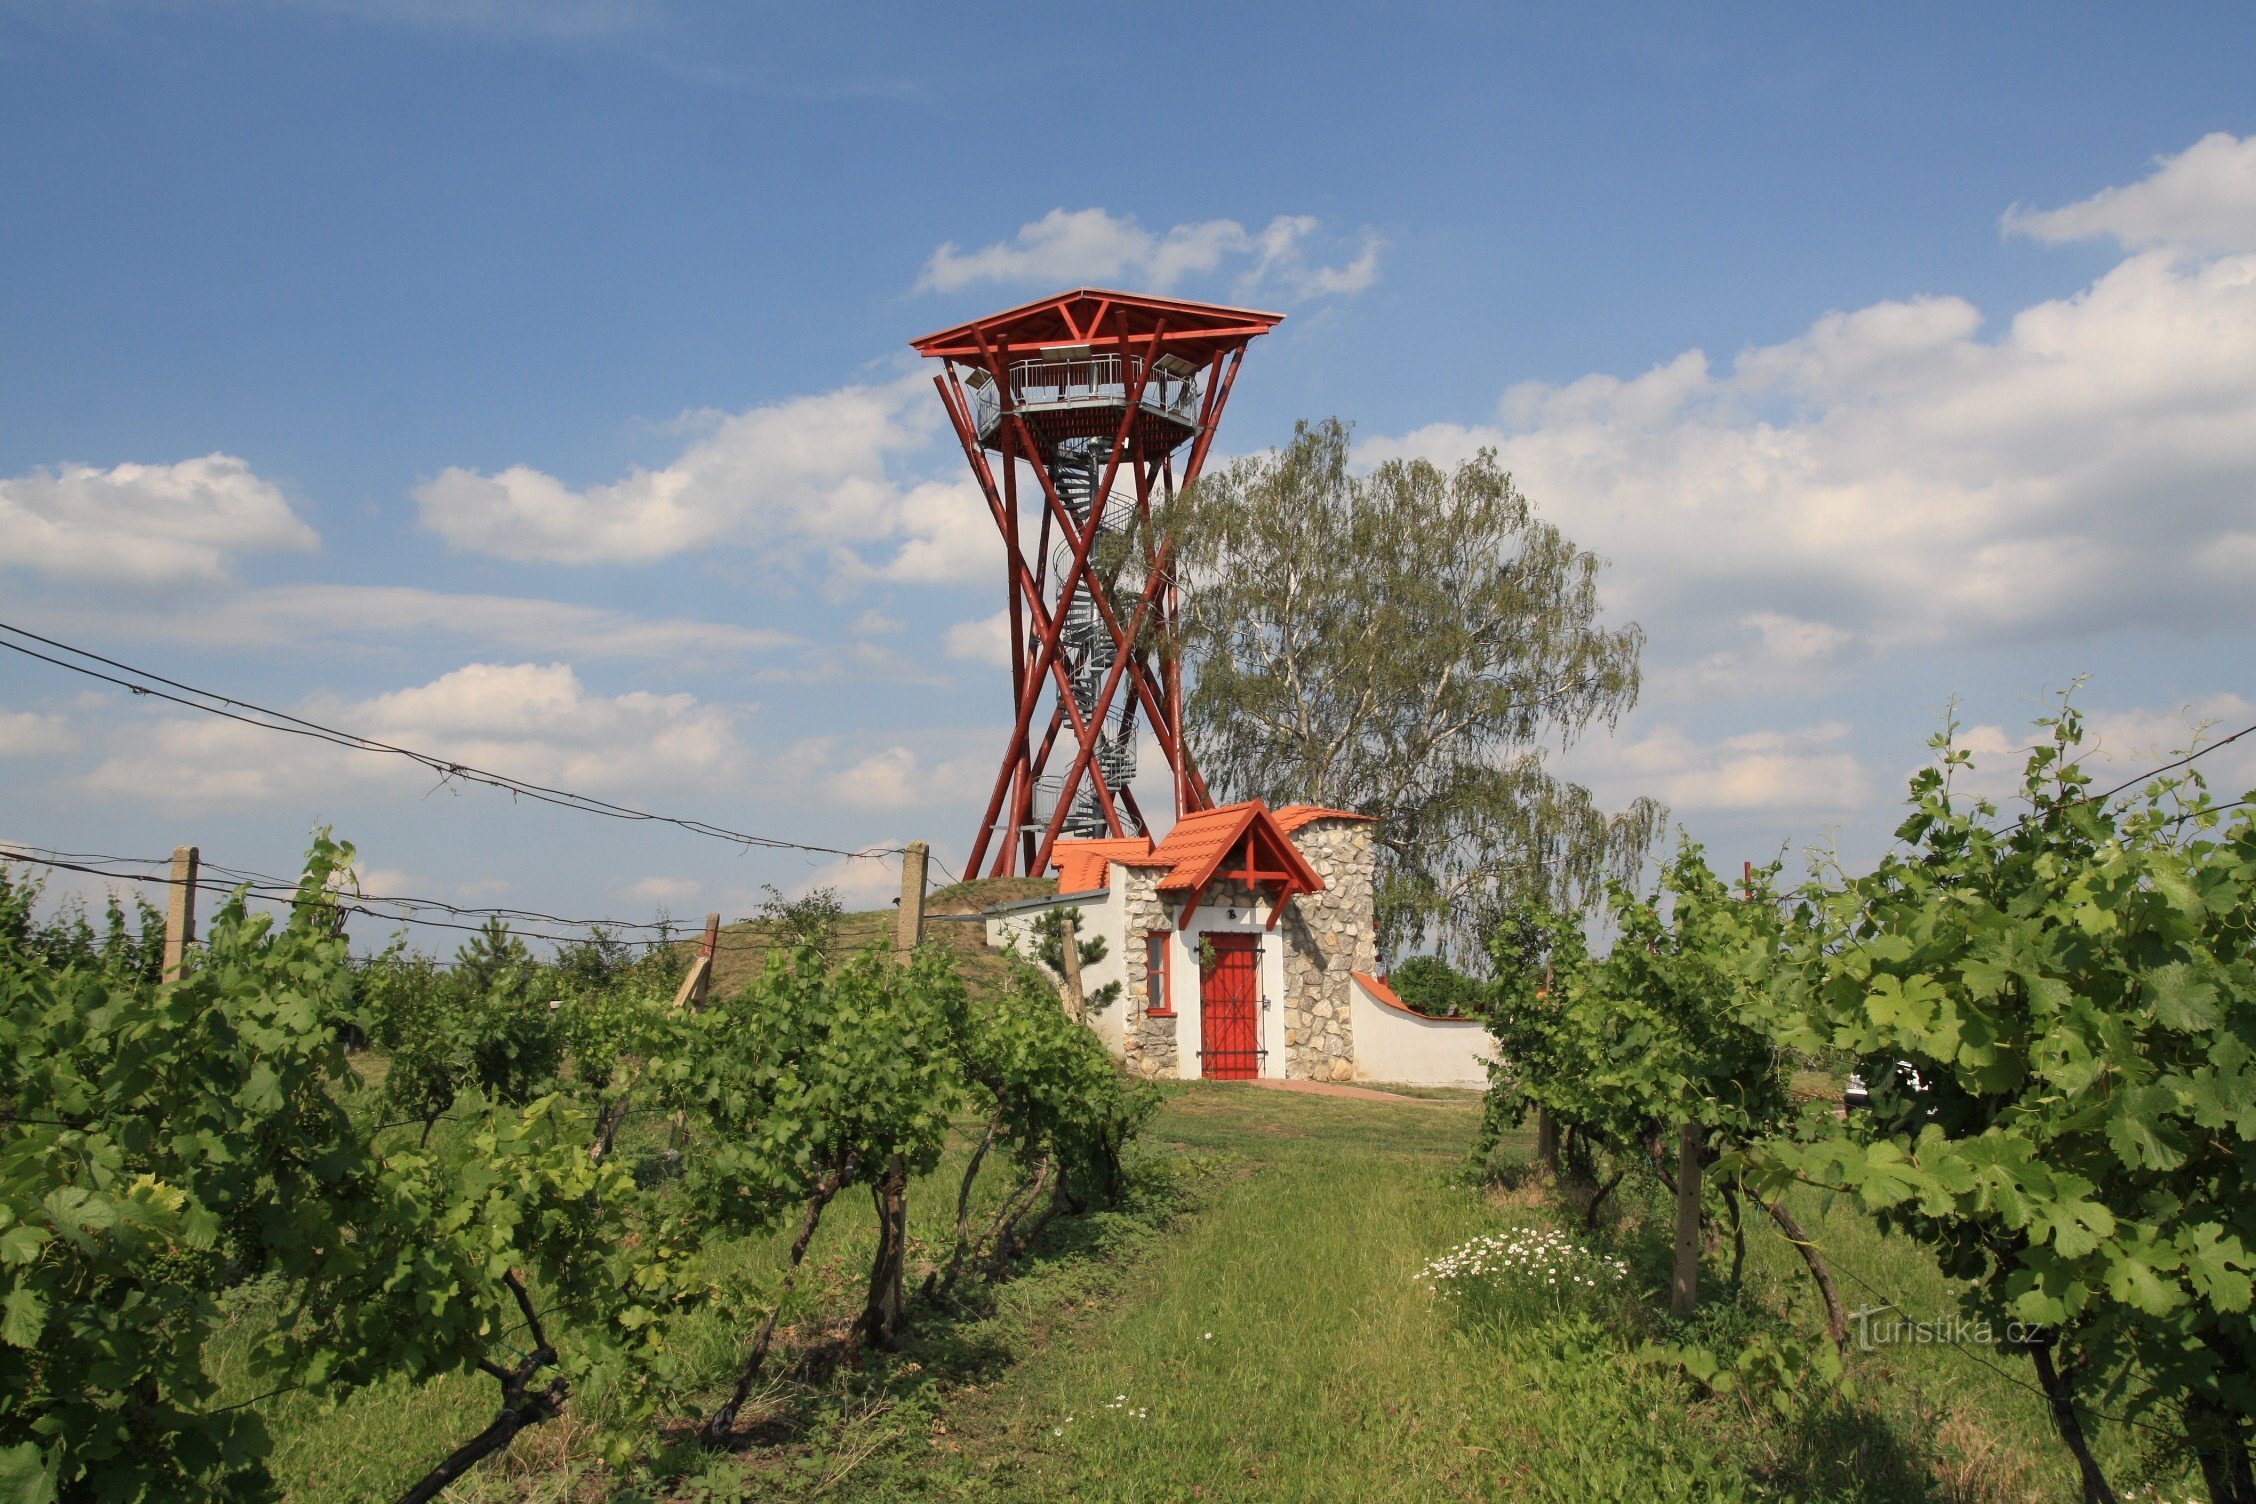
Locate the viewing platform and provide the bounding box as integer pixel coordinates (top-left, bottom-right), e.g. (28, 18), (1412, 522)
(968, 351), (1204, 453)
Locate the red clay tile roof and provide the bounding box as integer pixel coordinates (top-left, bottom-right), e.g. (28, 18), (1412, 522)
(1273, 804), (1376, 834)
(1139, 800), (1324, 896)
(1049, 836), (1154, 893)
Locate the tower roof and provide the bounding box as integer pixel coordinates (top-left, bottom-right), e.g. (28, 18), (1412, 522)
(909, 288), (1284, 366)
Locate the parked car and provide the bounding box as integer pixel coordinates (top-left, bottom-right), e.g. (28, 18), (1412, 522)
(1844, 1060), (1926, 1110)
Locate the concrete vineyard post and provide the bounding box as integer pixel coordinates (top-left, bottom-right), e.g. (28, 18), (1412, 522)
(1057, 908), (1087, 1021)
(162, 844), (198, 984)
(897, 840), (929, 960)
(1670, 1122), (1703, 1317)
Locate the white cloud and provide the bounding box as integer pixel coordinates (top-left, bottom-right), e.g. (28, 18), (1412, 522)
(916, 208), (1382, 299)
(1589, 721), (1874, 816)
(1366, 228), (2256, 653)
(615, 874), (702, 909)
(1681, 613), (1857, 699)
(349, 865), (430, 900)
(0, 712), (79, 757)
(850, 609), (904, 636)
(794, 845), (906, 907)
(943, 610), (1012, 669)
(415, 376), (994, 581)
(74, 661), (745, 809)
(818, 745), (975, 815)
(1940, 692), (2256, 807)
(34, 583), (801, 662)
(2005, 132), (2256, 253)
(797, 730), (994, 819)
(0, 454), (318, 586)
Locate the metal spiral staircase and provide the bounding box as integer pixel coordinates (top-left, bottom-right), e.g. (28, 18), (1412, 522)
(1038, 438), (1139, 839)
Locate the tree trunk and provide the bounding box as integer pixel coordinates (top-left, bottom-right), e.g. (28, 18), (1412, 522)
(927, 1104), (1004, 1304)
(1580, 1164), (1628, 1231)
(1668, 1124), (1702, 1319)
(395, 1368), (564, 1504)
(2029, 1332), (2120, 1504)
(852, 1154), (911, 1350)
(2185, 1395), (2255, 1504)
(986, 1154), (1055, 1276)
(703, 1164), (848, 1444)
(587, 1094), (631, 1163)
(1721, 1183), (1746, 1290)
(1754, 1193), (1848, 1351)
(1057, 913), (1086, 1022)
(398, 1272), (561, 1504)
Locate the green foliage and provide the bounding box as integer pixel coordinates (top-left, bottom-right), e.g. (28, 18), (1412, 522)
(753, 883), (845, 958)
(1488, 701), (2256, 1498)
(0, 861), (167, 985)
(1387, 954), (1486, 1018)
(1159, 416), (1662, 963)
(0, 833), (377, 1500)
(0, 836), (681, 1501)
(959, 960), (1158, 1205)
(356, 921), (564, 1137)
(1030, 906), (1122, 1015)
(1752, 706), (2256, 1478)
(665, 944), (966, 1238)
(1640, 1333), (1852, 1422)
(0, 842), (1163, 1496)
(1481, 844), (1794, 1161)
(551, 923), (635, 996)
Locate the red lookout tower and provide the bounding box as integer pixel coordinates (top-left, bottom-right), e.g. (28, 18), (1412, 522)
(912, 288), (1282, 879)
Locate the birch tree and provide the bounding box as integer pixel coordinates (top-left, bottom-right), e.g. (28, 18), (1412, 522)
(1155, 418), (1660, 963)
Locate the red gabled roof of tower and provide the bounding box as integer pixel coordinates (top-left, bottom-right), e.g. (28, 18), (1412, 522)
(909, 288), (1284, 364)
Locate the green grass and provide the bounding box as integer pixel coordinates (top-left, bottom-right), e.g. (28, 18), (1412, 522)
(237, 1078), (2189, 1503)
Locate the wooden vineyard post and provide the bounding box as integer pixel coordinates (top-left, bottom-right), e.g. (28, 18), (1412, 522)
(1536, 1109), (1559, 1174)
(663, 912), (723, 1163)
(667, 956), (705, 1011)
(1670, 1122), (1703, 1317)
(670, 912), (720, 1012)
(896, 840), (929, 961)
(161, 844), (198, 984)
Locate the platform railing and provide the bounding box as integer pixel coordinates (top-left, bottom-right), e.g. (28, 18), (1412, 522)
(971, 355), (1202, 437)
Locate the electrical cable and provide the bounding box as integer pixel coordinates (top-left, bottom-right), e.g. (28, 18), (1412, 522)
(0, 620), (906, 862)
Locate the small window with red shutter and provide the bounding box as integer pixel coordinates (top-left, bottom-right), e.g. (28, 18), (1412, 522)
(1144, 931), (1172, 1015)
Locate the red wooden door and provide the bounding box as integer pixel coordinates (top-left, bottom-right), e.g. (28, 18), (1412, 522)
(1198, 933), (1261, 1080)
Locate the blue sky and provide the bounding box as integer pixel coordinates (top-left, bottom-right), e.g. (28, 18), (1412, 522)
(4, 1), (2255, 944)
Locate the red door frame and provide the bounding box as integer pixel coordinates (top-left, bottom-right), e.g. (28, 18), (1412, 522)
(1198, 933), (1262, 1081)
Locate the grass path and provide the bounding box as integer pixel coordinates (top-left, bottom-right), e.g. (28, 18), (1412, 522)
(822, 1085), (1837, 1503)
(811, 1082), (2099, 1504)
(264, 1078), (2107, 1501)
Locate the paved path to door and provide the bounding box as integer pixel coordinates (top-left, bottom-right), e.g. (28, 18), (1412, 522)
(1249, 1077), (1439, 1104)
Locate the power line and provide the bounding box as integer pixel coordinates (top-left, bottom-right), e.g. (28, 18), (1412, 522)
(0, 620), (904, 863)
(0, 847), (676, 948)
(1, 844), (679, 934)
(0, 845), (869, 959)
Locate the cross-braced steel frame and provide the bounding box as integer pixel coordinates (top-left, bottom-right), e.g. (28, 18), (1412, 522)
(911, 290), (1281, 880)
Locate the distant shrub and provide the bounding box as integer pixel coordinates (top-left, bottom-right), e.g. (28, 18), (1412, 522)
(1390, 954), (1486, 1017)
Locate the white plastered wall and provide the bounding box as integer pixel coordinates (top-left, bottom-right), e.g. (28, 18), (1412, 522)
(1347, 974), (1497, 1088)
(984, 885), (1130, 1056)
